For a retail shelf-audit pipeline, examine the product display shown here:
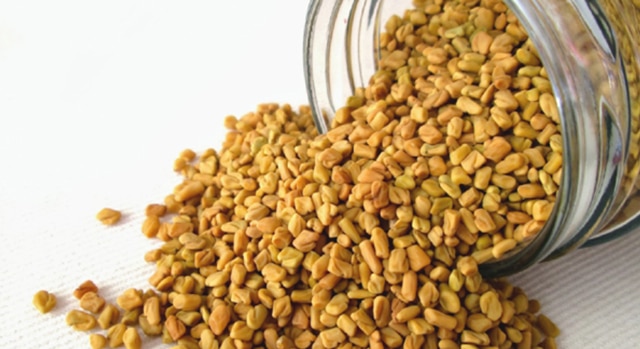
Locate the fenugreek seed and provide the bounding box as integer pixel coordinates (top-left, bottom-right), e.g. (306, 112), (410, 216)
(145, 203), (167, 217)
(166, 315), (186, 341)
(117, 288), (143, 311)
(123, 327), (142, 349)
(97, 304), (120, 329)
(492, 238), (517, 258)
(80, 291), (106, 314)
(33, 290), (56, 314)
(424, 308), (457, 331)
(418, 125), (443, 145)
(325, 293), (349, 316)
(208, 303), (231, 335)
(466, 313), (492, 333)
(142, 215), (161, 238)
(107, 323), (127, 347)
(439, 175), (462, 199)
(96, 207), (122, 225)
(537, 314), (561, 337)
(293, 230), (320, 252)
(120, 308), (140, 326)
(461, 330), (490, 346)
(205, 270), (230, 287)
(491, 173), (517, 190)
(173, 294), (202, 311)
(351, 308), (377, 335)
(360, 240), (383, 274)
(483, 136), (512, 162)
(395, 305), (421, 323)
(335, 314), (357, 337)
(246, 304), (268, 330)
(174, 181), (205, 202)
(473, 208), (496, 233)
(319, 327), (346, 348)
(229, 321), (254, 341)
(388, 248), (409, 273)
(66, 309), (97, 331)
(400, 270), (418, 302)
(406, 244), (431, 271)
(457, 96), (483, 115)
(89, 334), (107, 349)
(74, 280), (99, 299)
(479, 291), (503, 321)
(495, 153), (526, 174)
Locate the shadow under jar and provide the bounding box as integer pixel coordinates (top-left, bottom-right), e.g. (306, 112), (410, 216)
(303, 0), (640, 276)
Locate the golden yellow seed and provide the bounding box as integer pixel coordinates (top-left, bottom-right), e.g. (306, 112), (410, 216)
(336, 314), (358, 337)
(96, 207), (122, 225)
(492, 238), (517, 258)
(537, 314), (561, 337)
(174, 181), (205, 202)
(89, 334), (107, 349)
(32, 290), (56, 314)
(79, 291), (106, 314)
(123, 327), (142, 349)
(97, 304), (120, 330)
(117, 288), (143, 311)
(73, 280), (99, 299)
(66, 309), (97, 331)
(319, 327), (347, 348)
(457, 96), (484, 115)
(424, 308), (457, 331)
(479, 291), (503, 321)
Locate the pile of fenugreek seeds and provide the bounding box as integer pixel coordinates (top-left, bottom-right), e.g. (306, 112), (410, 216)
(33, 0), (563, 348)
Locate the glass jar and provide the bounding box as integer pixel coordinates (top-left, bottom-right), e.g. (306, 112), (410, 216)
(303, 0), (640, 276)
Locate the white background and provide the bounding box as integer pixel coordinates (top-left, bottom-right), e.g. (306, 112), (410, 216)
(0, 1), (638, 348)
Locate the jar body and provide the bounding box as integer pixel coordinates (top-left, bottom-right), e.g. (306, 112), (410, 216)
(304, 0), (640, 275)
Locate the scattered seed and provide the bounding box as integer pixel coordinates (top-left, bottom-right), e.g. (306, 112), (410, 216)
(96, 207), (122, 225)
(32, 290), (56, 314)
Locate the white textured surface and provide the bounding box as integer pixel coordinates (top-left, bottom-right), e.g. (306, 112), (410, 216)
(0, 1), (639, 348)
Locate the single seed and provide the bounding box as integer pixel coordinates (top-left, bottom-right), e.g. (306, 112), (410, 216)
(32, 290), (56, 314)
(66, 309), (97, 331)
(96, 207), (122, 225)
(123, 327), (142, 349)
(74, 280), (99, 299)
